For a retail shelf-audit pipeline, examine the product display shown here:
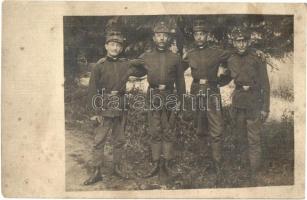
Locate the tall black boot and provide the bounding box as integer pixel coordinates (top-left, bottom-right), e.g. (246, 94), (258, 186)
(248, 149), (261, 187)
(142, 159), (160, 178)
(113, 163), (129, 179)
(142, 142), (162, 178)
(159, 158), (170, 184)
(248, 168), (259, 187)
(164, 159), (173, 175)
(211, 142), (224, 187)
(214, 162), (224, 187)
(83, 166), (102, 185)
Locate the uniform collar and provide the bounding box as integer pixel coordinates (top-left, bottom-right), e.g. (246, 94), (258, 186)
(155, 46), (167, 53)
(196, 43), (208, 50)
(234, 47), (252, 57)
(106, 56), (119, 62)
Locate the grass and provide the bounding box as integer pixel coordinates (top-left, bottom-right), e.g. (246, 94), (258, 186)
(65, 85), (294, 190)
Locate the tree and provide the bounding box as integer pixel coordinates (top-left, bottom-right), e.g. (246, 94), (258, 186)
(64, 15), (293, 80)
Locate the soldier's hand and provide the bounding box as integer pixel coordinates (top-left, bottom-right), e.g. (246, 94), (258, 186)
(260, 110), (269, 122)
(90, 115), (102, 127)
(256, 50), (267, 62)
(85, 103), (90, 112)
(86, 103), (99, 116)
(217, 66), (228, 77)
(90, 115), (98, 121)
(86, 103), (94, 112)
(90, 115), (102, 122)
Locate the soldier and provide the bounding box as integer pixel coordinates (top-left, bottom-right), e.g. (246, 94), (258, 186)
(84, 29), (146, 185)
(227, 27), (270, 186)
(138, 21), (186, 181)
(182, 19), (230, 185)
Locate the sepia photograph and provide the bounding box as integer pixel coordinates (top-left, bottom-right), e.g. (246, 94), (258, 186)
(64, 15), (294, 191)
(2, 2), (305, 198)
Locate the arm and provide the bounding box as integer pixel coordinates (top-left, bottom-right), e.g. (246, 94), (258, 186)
(218, 49), (232, 86)
(175, 57), (186, 98)
(259, 60), (270, 112)
(87, 64), (101, 110)
(182, 51), (190, 71)
(219, 48), (231, 62)
(218, 65), (232, 87)
(128, 58), (147, 78)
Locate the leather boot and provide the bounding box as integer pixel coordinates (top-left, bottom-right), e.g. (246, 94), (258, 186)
(113, 163), (129, 179)
(142, 142), (162, 178)
(142, 160), (160, 178)
(214, 162), (224, 187)
(211, 143), (222, 166)
(162, 142), (173, 161)
(211, 143), (224, 187)
(164, 159), (173, 175)
(83, 166), (102, 185)
(248, 168), (258, 187)
(159, 158), (170, 184)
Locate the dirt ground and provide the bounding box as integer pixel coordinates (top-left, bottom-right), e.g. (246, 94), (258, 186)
(65, 106), (294, 191)
(64, 53), (294, 191)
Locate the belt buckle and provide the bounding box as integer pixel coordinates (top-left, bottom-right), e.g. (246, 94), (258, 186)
(242, 86), (250, 91)
(110, 90), (119, 95)
(158, 84), (166, 90)
(199, 79), (208, 85)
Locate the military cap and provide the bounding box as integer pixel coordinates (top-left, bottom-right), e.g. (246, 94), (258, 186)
(105, 30), (125, 44)
(192, 19), (209, 32)
(230, 27), (251, 40)
(153, 21), (171, 33)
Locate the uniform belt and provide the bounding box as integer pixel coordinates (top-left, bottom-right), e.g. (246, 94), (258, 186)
(149, 84), (172, 91)
(235, 84), (253, 91)
(105, 90), (124, 96)
(193, 79), (217, 86)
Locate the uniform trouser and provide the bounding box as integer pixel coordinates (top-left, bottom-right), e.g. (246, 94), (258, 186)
(192, 94), (224, 164)
(232, 108), (262, 172)
(91, 115), (126, 167)
(190, 83), (224, 164)
(148, 109), (176, 161)
(194, 109), (208, 137)
(196, 108), (224, 164)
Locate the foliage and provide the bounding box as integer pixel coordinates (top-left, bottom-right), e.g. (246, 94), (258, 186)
(64, 15), (293, 80)
(271, 85), (294, 102)
(64, 15), (294, 189)
(65, 84), (294, 189)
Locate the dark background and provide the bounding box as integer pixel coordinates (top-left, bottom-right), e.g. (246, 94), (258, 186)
(64, 15), (293, 81)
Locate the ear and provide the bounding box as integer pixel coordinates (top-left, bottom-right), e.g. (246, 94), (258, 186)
(105, 43), (108, 48)
(119, 45), (124, 52)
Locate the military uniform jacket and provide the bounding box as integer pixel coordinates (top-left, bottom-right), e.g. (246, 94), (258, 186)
(88, 56), (146, 117)
(227, 49), (270, 112)
(183, 45), (230, 87)
(139, 48), (186, 97)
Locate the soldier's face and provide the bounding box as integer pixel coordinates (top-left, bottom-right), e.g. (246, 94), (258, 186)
(105, 41), (123, 57)
(233, 39), (248, 54)
(153, 33), (169, 49)
(193, 31), (207, 46)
